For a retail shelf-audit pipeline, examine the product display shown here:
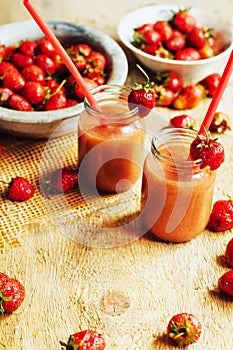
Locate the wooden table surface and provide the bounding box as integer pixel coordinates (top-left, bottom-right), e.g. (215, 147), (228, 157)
(0, 1), (233, 349)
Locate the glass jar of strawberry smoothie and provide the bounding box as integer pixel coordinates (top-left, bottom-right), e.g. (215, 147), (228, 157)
(141, 128), (217, 243)
(78, 85), (146, 193)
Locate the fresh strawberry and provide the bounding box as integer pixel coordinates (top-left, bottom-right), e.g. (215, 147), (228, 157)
(209, 199), (233, 231)
(44, 91), (67, 111)
(21, 64), (45, 84)
(49, 167), (79, 193)
(175, 47), (201, 60)
(167, 312), (202, 347)
(66, 98), (78, 107)
(190, 134), (224, 170)
(8, 94), (33, 111)
(19, 40), (37, 56)
(209, 112), (231, 133)
(34, 54), (56, 76)
(171, 8), (196, 34)
(218, 270), (233, 297)
(172, 84), (205, 109)
(154, 70), (183, 92)
(7, 176), (35, 201)
(3, 71), (26, 92)
(128, 66), (155, 117)
(0, 272), (25, 314)
(169, 114), (196, 129)
(154, 85), (174, 107)
(22, 81), (47, 105)
(35, 38), (56, 57)
(11, 53), (33, 69)
(199, 73), (221, 97)
(60, 329), (106, 350)
(0, 87), (13, 105)
(225, 237), (233, 267)
(0, 61), (18, 77)
(74, 77), (98, 101)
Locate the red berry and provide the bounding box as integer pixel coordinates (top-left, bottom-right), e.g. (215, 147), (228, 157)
(49, 167), (79, 193)
(225, 237), (233, 268)
(153, 20), (173, 42)
(44, 92), (67, 111)
(209, 199), (233, 232)
(170, 114), (196, 129)
(167, 312), (201, 346)
(22, 81), (46, 105)
(0, 273), (25, 314)
(8, 94), (33, 111)
(218, 270), (233, 297)
(3, 71), (26, 92)
(60, 329), (106, 350)
(172, 8), (197, 34)
(209, 112), (231, 134)
(8, 176), (35, 201)
(199, 73), (221, 97)
(190, 135), (224, 170)
(11, 53), (33, 69)
(154, 85), (174, 107)
(21, 64), (45, 84)
(19, 40), (37, 56)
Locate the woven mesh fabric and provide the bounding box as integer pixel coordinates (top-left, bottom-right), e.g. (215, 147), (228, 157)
(0, 132), (140, 249)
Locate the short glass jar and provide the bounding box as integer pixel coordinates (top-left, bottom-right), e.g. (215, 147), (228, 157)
(141, 128), (217, 242)
(78, 85), (146, 193)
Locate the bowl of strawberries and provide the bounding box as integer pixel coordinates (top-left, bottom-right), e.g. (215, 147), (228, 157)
(0, 20), (128, 138)
(118, 5), (233, 83)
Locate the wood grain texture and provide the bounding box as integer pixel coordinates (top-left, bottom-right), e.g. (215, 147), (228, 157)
(0, 0), (233, 349)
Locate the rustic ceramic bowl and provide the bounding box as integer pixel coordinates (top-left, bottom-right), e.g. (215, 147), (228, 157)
(0, 20), (128, 139)
(118, 5), (233, 83)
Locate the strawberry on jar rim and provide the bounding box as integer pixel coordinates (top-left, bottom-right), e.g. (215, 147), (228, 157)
(190, 134), (225, 170)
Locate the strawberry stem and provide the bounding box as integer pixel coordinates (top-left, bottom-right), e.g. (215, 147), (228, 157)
(136, 64), (150, 83)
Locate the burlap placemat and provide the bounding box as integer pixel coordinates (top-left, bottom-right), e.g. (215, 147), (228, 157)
(0, 131), (141, 249)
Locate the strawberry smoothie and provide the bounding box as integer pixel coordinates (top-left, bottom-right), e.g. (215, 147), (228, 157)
(78, 86), (146, 193)
(141, 128), (217, 242)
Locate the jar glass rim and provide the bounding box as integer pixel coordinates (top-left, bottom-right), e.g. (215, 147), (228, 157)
(151, 128), (203, 168)
(83, 84), (139, 121)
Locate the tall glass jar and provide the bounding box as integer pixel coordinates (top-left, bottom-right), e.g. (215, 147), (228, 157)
(78, 85), (146, 193)
(141, 128), (217, 243)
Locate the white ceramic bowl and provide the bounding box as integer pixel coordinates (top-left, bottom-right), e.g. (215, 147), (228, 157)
(118, 5), (233, 83)
(0, 20), (128, 139)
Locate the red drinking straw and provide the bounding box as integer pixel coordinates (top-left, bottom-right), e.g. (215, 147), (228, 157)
(23, 0), (98, 108)
(198, 50), (233, 135)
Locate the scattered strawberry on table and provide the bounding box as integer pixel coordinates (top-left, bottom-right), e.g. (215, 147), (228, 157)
(0, 272), (25, 314)
(209, 112), (231, 133)
(132, 7), (222, 60)
(218, 270), (233, 297)
(43, 167), (79, 194)
(0, 38), (108, 112)
(209, 199), (233, 231)
(199, 73), (221, 97)
(167, 312), (202, 347)
(60, 329), (106, 349)
(169, 114), (196, 129)
(7, 176), (35, 201)
(190, 134), (225, 170)
(225, 237), (233, 267)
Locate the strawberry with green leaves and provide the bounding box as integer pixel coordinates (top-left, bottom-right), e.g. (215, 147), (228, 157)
(190, 134), (225, 170)
(128, 66), (155, 117)
(60, 329), (106, 350)
(0, 272), (25, 314)
(167, 312), (202, 347)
